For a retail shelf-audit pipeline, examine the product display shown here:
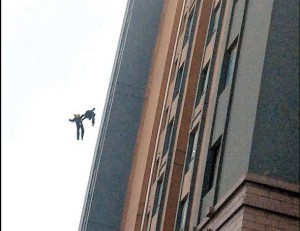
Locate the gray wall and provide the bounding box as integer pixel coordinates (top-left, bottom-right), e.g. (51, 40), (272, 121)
(249, 0), (299, 184)
(216, 0), (275, 200)
(79, 0), (164, 230)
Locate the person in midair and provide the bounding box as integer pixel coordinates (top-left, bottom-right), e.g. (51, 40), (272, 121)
(69, 114), (85, 140)
(82, 108), (96, 126)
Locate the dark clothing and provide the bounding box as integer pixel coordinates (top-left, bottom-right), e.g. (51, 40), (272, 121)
(76, 123), (84, 140)
(69, 116), (84, 140)
(82, 108), (96, 126)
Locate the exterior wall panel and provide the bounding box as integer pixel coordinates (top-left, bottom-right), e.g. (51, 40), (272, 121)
(249, 0), (300, 184)
(217, 0), (274, 201)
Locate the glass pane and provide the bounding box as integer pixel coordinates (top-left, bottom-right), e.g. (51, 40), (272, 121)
(225, 45), (238, 85)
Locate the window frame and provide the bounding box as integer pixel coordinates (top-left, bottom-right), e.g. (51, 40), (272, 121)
(162, 119), (174, 156)
(178, 197), (189, 231)
(173, 63), (185, 100)
(201, 138), (222, 198)
(183, 7), (196, 46)
(207, 2), (221, 43)
(195, 62), (210, 106)
(218, 38), (239, 94)
(185, 126), (200, 173)
(152, 177), (164, 216)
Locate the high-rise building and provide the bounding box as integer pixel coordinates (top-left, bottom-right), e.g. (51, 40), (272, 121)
(80, 0), (299, 231)
(78, 0), (164, 230)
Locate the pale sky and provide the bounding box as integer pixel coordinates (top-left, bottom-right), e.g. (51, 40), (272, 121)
(2, 0), (128, 230)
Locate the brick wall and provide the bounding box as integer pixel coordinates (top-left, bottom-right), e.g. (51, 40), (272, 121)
(195, 174), (300, 231)
(243, 207), (299, 231)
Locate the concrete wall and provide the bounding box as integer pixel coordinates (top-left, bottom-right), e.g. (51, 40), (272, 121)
(217, 0), (275, 201)
(249, 0), (300, 184)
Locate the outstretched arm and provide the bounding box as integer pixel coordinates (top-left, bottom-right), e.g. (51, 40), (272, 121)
(69, 118), (74, 122)
(80, 114), (87, 120)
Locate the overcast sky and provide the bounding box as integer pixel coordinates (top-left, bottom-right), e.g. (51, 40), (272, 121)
(2, 0), (128, 230)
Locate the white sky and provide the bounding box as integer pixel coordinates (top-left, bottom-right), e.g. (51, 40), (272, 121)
(2, 0), (128, 230)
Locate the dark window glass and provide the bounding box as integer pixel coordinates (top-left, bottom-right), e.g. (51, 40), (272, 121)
(219, 41), (238, 94)
(195, 64), (210, 106)
(201, 143), (220, 197)
(185, 133), (195, 173)
(161, 108), (169, 133)
(173, 64), (184, 100)
(183, 9), (195, 45)
(151, 159), (159, 184)
(185, 128), (200, 173)
(207, 4), (221, 42)
(170, 59), (178, 82)
(153, 179), (163, 215)
(163, 120), (174, 156)
(177, 198), (188, 231)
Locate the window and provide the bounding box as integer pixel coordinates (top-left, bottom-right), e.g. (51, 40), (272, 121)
(195, 64), (210, 106)
(161, 107), (169, 133)
(185, 133), (195, 173)
(201, 141), (221, 197)
(183, 8), (195, 46)
(151, 159), (160, 184)
(143, 212), (150, 231)
(225, 43), (238, 85)
(163, 120), (174, 156)
(219, 40), (238, 94)
(207, 4), (221, 42)
(185, 127), (200, 173)
(178, 198), (188, 231)
(173, 64), (185, 100)
(212, 5), (221, 33)
(153, 178), (163, 215)
(170, 59), (178, 82)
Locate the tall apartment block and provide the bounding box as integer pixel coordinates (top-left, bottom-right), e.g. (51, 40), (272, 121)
(78, 0), (164, 230)
(79, 0), (299, 231)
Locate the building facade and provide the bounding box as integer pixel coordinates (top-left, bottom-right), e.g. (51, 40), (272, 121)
(80, 0), (299, 231)
(78, 0), (164, 230)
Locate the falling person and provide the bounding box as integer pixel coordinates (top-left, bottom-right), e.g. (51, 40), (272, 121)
(82, 108), (96, 126)
(69, 114), (85, 140)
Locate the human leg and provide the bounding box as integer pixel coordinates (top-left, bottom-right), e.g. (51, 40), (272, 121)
(76, 125), (80, 140)
(81, 124), (84, 140)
